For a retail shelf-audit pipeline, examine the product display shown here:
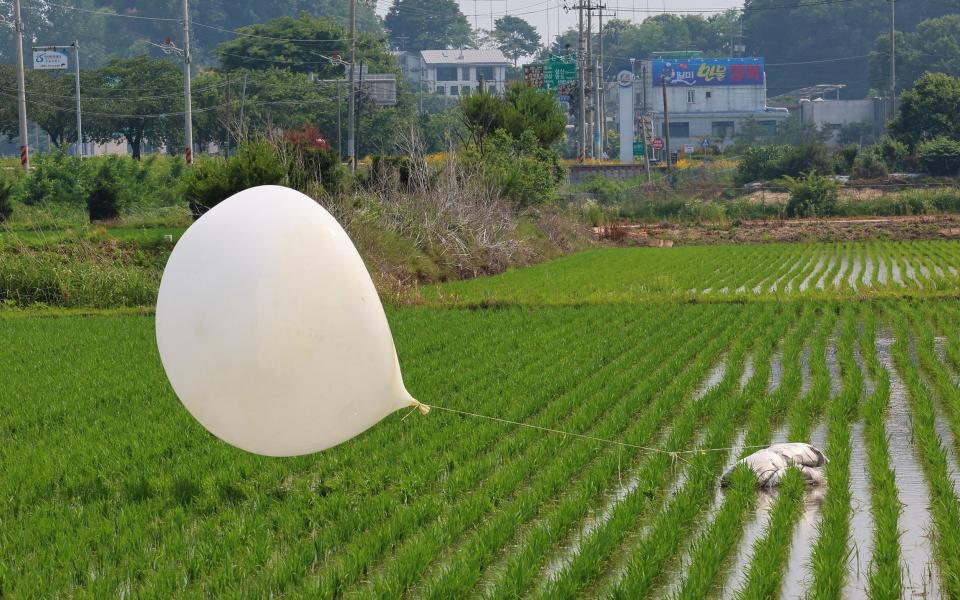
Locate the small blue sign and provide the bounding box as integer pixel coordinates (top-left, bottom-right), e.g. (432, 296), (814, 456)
(701, 138), (711, 148)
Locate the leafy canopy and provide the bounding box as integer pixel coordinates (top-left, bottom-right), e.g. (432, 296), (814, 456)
(385, 0), (473, 52)
(492, 16), (541, 66)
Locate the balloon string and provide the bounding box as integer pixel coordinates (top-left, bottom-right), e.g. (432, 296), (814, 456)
(415, 402), (771, 456)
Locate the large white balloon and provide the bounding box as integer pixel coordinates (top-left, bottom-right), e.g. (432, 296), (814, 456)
(156, 185), (420, 457)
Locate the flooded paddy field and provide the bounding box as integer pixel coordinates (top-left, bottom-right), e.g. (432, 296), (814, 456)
(5, 242), (960, 597)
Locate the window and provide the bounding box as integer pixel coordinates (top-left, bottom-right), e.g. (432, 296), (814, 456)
(759, 120), (778, 136)
(450, 85), (459, 96)
(462, 86), (471, 96)
(460, 68), (469, 81)
(687, 90), (695, 103)
(436, 67), (458, 81)
(475, 66), (495, 82)
(711, 121), (735, 139)
(668, 122), (690, 138)
(436, 85), (445, 95)
(705, 91), (712, 99)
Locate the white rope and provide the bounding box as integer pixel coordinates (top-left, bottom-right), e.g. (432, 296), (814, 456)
(414, 401), (769, 457)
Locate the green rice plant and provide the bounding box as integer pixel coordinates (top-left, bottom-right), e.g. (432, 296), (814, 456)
(601, 312), (791, 599)
(857, 308), (903, 598)
(337, 308), (745, 598)
(808, 306), (861, 597)
(888, 308), (960, 597)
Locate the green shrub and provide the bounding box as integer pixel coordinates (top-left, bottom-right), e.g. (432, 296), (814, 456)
(917, 137), (960, 176)
(21, 149), (89, 206)
(466, 129), (565, 210)
(866, 136), (909, 172)
(784, 171), (840, 217)
(782, 140), (835, 177)
(0, 175), (13, 222)
(735, 145), (791, 184)
(834, 144), (859, 174)
(851, 152), (888, 179)
(577, 175), (627, 205)
(87, 166), (121, 221)
(182, 140), (286, 218)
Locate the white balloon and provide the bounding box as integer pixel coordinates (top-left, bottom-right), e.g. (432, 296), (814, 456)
(156, 185), (420, 456)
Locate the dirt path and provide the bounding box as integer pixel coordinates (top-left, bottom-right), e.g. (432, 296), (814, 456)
(605, 214), (960, 246)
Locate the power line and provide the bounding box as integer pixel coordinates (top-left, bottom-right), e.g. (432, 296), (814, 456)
(40, 1), (179, 21)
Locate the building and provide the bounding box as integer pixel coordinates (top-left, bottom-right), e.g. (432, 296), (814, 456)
(799, 97), (887, 147)
(633, 54), (789, 154)
(396, 49), (511, 97)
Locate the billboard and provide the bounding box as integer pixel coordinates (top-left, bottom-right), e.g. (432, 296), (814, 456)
(33, 48), (69, 70)
(651, 58), (764, 86)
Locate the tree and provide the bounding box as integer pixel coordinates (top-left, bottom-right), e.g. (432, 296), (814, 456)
(385, 0), (473, 53)
(869, 16), (960, 93)
(216, 14), (392, 76)
(460, 83), (566, 153)
(492, 16), (541, 66)
(499, 84), (566, 148)
(888, 72), (960, 149)
(83, 55), (182, 159)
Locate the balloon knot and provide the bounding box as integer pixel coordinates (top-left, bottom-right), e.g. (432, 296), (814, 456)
(415, 400), (431, 415)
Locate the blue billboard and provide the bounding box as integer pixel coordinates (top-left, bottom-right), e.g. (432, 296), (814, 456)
(651, 58), (765, 86)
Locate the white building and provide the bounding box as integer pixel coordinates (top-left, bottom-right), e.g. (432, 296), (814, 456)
(634, 55), (789, 153)
(799, 97), (886, 146)
(396, 49), (511, 97)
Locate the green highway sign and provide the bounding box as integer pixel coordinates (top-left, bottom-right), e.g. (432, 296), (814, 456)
(544, 60), (576, 89)
(632, 141), (645, 156)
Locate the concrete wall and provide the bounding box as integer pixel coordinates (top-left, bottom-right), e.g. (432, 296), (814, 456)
(799, 98), (886, 146)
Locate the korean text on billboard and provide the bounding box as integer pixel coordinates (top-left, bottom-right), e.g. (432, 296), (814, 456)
(651, 58), (764, 87)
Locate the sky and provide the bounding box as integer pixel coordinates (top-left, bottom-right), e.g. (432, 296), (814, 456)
(375, 0), (744, 47)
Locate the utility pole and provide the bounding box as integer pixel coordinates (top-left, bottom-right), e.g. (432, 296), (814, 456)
(72, 41), (82, 158)
(586, 0), (593, 159)
(223, 74), (231, 159)
(14, 0), (29, 169)
(348, 0), (357, 172)
(183, 0), (193, 164)
(598, 6), (605, 157)
(888, 0), (896, 119)
(577, 0), (586, 162)
(594, 57), (602, 159)
(662, 75), (671, 173)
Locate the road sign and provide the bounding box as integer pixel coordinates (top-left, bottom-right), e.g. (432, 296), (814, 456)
(32, 48), (69, 70)
(652, 137), (664, 151)
(544, 59), (576, 89)
(701, 137), (711, 148)
(632, 141), (645, 156)
(683, 144), (695, 154)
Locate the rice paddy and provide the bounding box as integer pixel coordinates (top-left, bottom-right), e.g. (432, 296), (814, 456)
(3, 240), (960, 597)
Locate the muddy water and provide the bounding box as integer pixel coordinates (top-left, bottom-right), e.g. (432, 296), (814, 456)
(862, 254), (875, 288)
(890, 257), (905, 286)
(778, 422), (829, 600)
(800, 344), (813, 397)
(949, 266), (959, 277)
(816, 253), (838, 290)
(696, 360), (728, 400)
(832, 252), (850, 289)
(769, 347), (785, 393)
(656, 430), (749, 600)
(848, 253), (862, 290)
(541, 359), (730, 581)
(740, 355), (755, 391)
(844, 421), (874, 599)
(770, 256), (807, 293)
(877, 335), (941, 599)
(933, 264), (945, 278)
(902, 258), (922, 288)
(826, 336), (842, 398)
(877, 255), (888, 285)
(719, 489), (778, 599)
(798, 253), (828, 292)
